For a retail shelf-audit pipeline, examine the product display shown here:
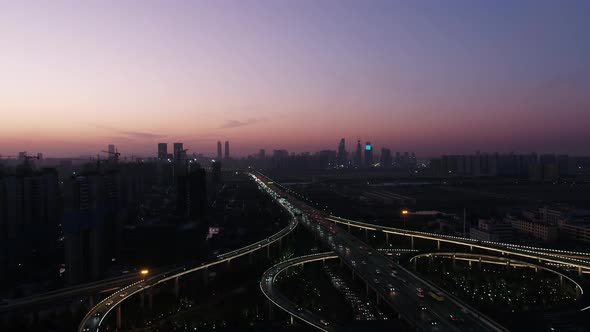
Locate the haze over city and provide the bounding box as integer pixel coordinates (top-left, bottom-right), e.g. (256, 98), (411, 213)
(2, 0), (590, 157)
(3, 2), (590, 332)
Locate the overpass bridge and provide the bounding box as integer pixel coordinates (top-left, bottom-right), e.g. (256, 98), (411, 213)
(260, 252), (339, 332)
(77, 173), (299, 332)
(325, 215), (590, 276)
(258, 178), (507, 332)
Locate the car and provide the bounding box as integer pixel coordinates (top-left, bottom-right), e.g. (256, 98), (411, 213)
(420, 306), (427, 311)
(429, 320), (437, 326)
(416, 287), (424, 293)
(449, 314), (462, 322)
(82, 327), (91, 332)
(417, 292), (425, 298)
(105, 300), (114, 306)
(375, 269), (381, 274)
(296, 306), (303, 312)
(119, 292), (127, 298)
(361, 260), (367, 265)
(94, 311), (102, 318)
(320, 319), (330, 326)
(373, 278), (380, 284)
(387, 284), (395, 293)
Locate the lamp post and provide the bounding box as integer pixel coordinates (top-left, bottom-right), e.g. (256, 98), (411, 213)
(402, 210), (409, 228)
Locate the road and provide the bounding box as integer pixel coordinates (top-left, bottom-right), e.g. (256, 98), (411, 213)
(260, 252), (340, 332)
(325, 215), (590, 276)
(258, 173), (507, 332)
(77, 173), (299, 332)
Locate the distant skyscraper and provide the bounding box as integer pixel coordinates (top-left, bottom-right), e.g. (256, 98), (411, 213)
(337, 138), (347, 166)
(380, 148), (392, 168)
(173, 143), (183, 161)
(259, 149), (266, 158)
(173, 143), (187, 177)
(217, 141), (222, 160)
(107, 144), (117, 160)
(177, 168), (207, 219)
(158, 143), (168, 160)
(224, 141), (230, 160)
(212, 160), (221, 183)
(364, 142), (373, 167)
(354, 140), (362, 167)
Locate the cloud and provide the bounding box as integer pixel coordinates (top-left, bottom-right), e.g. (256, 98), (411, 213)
(87, 123), (166, 140)
(220, 118), (264, 129)
(119, 130), (165, 139)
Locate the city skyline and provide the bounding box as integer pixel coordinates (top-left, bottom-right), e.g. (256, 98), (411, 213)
(2, 1), (590, 157)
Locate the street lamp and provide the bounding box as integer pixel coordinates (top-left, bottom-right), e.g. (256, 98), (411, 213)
(140, 269), (149, 278)
(401, 210), (409, 228)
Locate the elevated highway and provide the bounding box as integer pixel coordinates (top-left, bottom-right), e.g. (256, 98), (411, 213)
(325, 215), (590, 276)
(77, 173), (298, 332)
(260, 252), (339, 332)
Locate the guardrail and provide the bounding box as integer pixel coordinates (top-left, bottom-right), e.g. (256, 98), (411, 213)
(78, 172), (299, 332)
(260, 252), (338, 332)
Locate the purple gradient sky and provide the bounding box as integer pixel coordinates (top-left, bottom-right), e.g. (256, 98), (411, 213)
(1, 0), (590, 157)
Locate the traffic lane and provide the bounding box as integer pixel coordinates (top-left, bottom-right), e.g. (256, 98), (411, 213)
(323, 223), (473, 331)
(305, 215), (471, 331)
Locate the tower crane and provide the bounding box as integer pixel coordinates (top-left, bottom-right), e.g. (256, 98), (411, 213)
(101, 149), (121, 162)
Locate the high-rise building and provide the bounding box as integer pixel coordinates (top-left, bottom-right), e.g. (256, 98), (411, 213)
(259, 149), (266, 159)
(380, 148), (392, 168)
(173, 143), (187, 177)
(158, 143), (168, 160)
(173, 143), (184, 161)
(354, 140), (362, 167)
(217, 141), (222, 160)
(337, 138), (347, 166)
(177, 168), (207, 220)
(212, 160), (221, 183)
(224, 141), (230, 160)
(108, 144), (115, 157)
(364, 142), (373, 167)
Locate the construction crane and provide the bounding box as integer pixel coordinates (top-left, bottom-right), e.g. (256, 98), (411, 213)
(101, 149), (121, 162)
(0, 153), (41, 162)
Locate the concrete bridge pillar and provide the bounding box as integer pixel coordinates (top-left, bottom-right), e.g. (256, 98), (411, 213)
(148, 288), (154, 310)
(116, 305), (122, 330)
(559, 274), (564, 285)
(290, 314), (294, 325)
(268, 300), (274, 320)
(347, 224), (351, 233)
(266, 245), (271, 259)
(468, 260), (472, 268)
(203, 267), (209, 288)
(89, 295), (95, 308)
(437, 240), (440, 251)
(411, 236), (415, 250)
(470, 245), (473, 252)
(364, 228), (368, 241)
(174, 277), (180, 298)
(279, 237), (282, 250)
(386, 233), (390, 245)
(578, 266), (583, 277)
(248, 251), (254, 264)
(452, 254), (457, 270)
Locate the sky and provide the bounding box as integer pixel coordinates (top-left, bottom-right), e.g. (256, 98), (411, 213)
(1, 0), (590, 158)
